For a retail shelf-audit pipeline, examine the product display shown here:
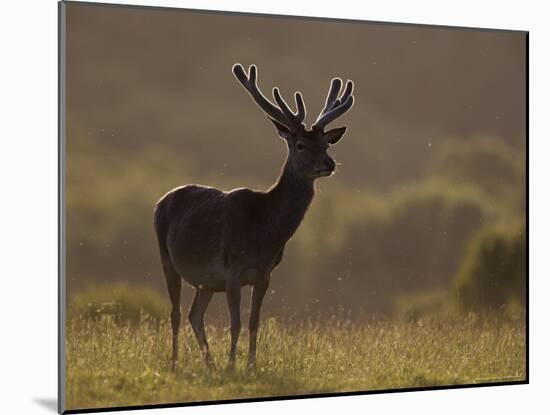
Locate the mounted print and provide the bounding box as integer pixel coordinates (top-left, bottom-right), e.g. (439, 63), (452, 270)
(58, 1), (528, 413)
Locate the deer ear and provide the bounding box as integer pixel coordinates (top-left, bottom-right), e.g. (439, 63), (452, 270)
(267, 116), (292, 140)
(324, 127), (347, 145)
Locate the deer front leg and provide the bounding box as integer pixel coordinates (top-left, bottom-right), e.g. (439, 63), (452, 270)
(225, 276), (241, 371)
(248, 277), (269, 370)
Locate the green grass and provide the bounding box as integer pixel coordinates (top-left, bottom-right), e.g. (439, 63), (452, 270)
(65, 314), (526, 411)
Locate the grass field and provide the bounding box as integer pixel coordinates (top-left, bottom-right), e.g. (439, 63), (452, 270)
(65, 314), (526, 411)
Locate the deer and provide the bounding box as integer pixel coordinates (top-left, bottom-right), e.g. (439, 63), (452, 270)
(154, 63), (354, 371)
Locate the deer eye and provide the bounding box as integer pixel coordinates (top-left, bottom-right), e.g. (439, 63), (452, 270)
(296, 142), (305, 151)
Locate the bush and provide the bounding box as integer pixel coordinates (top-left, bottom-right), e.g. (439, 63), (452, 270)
(288, 179), (496, 315)
(427, 135), (525, 214)
(393, 289), (450, 319)
(68, 282), (169, 324)
(453, 221), (526, 311)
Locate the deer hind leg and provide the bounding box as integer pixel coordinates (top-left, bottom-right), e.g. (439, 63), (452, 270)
(225, 276), (241, 371)
(188, 288), (214, 369)
(162, 260), (182, 372)
(248, 277), (269, 370)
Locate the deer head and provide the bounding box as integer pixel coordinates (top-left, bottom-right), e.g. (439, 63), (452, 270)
(233, 64), (354, 179)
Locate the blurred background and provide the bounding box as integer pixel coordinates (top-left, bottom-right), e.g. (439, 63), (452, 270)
(65, 3), (526, 322)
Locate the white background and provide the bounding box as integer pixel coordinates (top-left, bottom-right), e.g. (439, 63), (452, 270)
(0, 0), (546, 413)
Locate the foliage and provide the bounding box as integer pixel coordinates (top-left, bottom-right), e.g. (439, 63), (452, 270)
(66, 115), (526, 316)
(453, 221), (526, 311)
(393, 289), (450, 319)
(292, 179), (496, 314)
(68, 282), (169, 324)
(427, 135), (525, 214)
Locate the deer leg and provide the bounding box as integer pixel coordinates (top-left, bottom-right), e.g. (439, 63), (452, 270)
(162, 261), (182, 372)
(188, 288), (214, 369)
(248, 277), (269, 370)
(225, 276), (241, 370)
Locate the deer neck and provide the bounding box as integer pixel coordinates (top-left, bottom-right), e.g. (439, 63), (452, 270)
(266, 158), (315, 241)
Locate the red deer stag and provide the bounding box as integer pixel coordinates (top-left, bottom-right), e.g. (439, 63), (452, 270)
(154, 64), (354, 371)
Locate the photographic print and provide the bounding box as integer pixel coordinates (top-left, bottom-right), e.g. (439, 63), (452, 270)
(59, 1), (527, 412)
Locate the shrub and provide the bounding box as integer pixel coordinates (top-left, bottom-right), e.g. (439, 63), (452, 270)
(453, 221), (526, 311)
(68, 282), (169, 324)
(393, 289), (450, 319)
(289, 179), (496, 315)
(427, 135), (525, 214)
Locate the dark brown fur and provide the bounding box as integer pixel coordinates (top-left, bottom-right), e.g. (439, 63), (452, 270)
(154, 64), (354, 370)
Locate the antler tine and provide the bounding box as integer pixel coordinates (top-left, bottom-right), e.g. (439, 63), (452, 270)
(315, 95), (354, 130)
(273, 88), (307, 126)
(295, 92), (306, 124)
(232, 64), (289, 127)
(273, 87), (297, 122)
(340, 80), (354, 103)
(317, 78), (342, 121)
(232, 63), (303, 129)
(327, 80), (353, 112)
(313, 79), (354, 130)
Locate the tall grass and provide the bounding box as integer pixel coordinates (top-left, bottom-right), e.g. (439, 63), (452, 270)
(65, 314), (526, 411)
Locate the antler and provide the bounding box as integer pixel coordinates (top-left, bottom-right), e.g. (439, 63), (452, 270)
(313, 78), (354, 131)
(233, 64), (306, 130)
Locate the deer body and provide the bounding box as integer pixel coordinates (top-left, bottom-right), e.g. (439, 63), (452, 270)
(154, 64), (354, 371)
(155, 168), (313, 292)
